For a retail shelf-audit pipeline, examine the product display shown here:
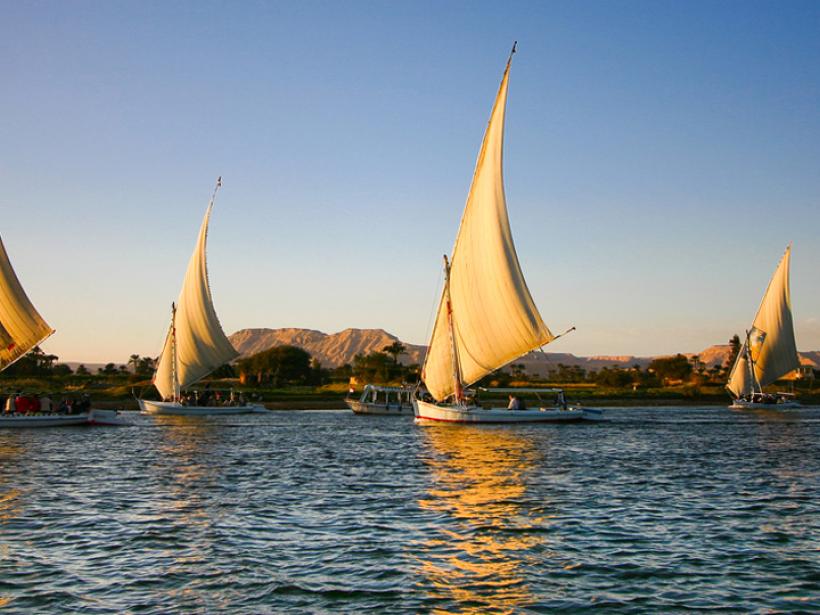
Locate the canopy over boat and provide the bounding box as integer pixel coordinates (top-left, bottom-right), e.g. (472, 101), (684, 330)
(726, 245), (800, 398)
(421, 45), (554, 403)
(153, 180), (239, 400)
(0, 235), (54, 371)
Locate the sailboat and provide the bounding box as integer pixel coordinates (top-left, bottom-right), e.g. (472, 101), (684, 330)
(726, 245), (801, 409)
(138, 179), (267, 416)
(412, 45), (602, 424)
(0, 236), (126, 426)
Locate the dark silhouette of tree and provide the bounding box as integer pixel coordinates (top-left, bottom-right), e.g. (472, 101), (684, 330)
(236, 345), (312, 386)
(595, 367), (634, 387)
(382, 341), (407, 365)
(99, 363), (119, 375)
(75, 364), (90, 376)
(648, 354), (693, 384)
(724, 334), (742, 373)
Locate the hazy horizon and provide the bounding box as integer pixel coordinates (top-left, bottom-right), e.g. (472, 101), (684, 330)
(3, 1), (819, 363)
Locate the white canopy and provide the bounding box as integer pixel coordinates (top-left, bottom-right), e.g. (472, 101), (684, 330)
(422, 51), (554, 402)
(0, 236), (54, 371)
(154, 192), (238, 399)
(727, 245), (800, 397)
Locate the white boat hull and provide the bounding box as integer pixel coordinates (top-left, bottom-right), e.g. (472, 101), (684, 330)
(413, 399), (601, 424)
(88, 409), (133, 425)
(138, 399), (268, 416)
(729, 399), (801, 410)
(345, 399), (412, 416)
(0, 412), (93, 428)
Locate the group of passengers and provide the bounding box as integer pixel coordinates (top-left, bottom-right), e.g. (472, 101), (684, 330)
(507, 391), (569, 411)
(738, 392), (781, 405)
(165, 388), (249, 407)
(2, 392), (92, 416)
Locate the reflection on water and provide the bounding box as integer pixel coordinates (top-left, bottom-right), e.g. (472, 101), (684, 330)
(150, 416), (225, 602)
(415, 426), (545, 614)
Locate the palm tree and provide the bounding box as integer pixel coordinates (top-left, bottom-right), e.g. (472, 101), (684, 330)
(128, 354), (140, 373)
(382, 341), (406, 365)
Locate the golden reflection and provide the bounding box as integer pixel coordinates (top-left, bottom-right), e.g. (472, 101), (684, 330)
(416, 426), (546, 614)
(0, 440), (24, 524)
(152, 416), (222, 574)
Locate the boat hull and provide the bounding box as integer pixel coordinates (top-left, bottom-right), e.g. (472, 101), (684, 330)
(729, 398), (801, 410)
(345, 399), (412, 416)
(88, 409), (133, 425)
(413, 399), (598, 424)
(0, 413), (92, 428)
(138, 399), (268, 416)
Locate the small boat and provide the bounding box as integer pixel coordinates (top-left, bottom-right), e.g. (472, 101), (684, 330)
(0, 236), (130, 427)
(346, 385), (415, 415)
(138, 179), (266, 416)
(413, 44), (602, 425)
(726, 245), (802, 410)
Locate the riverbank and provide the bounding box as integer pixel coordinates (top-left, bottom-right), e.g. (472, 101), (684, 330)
(4, 377), (817, 410)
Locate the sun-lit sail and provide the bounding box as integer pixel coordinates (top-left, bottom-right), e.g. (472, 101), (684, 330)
(0, 236), (54, 371)
(726, 245), (799, 397)
(421, 49), (553, 402)
(153, 187), (238, 400)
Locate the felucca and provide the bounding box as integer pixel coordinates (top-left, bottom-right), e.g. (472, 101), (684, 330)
(0, 236), (125, 426)
(726, 245), (801, 409)
(138, 179), (266, 416)
(412, 45), (602, 424)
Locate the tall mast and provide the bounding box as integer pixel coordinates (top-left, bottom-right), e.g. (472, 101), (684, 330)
(443, 255), (464, 403)
(171, 302), (180, 401)
(745, 329), (763, 395)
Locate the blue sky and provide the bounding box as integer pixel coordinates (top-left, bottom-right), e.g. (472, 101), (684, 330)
(2, 1), (819, 362)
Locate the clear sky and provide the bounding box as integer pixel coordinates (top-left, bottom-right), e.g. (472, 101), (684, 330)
(2, 1), (819, 363)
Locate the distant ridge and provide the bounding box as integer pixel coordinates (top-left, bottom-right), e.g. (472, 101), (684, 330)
(228, 328), (820, 374)
(229, 328), (426, 368)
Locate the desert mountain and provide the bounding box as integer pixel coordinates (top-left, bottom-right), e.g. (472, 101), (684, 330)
(229, 328), (426, 368)
(228, 328), (820, 373)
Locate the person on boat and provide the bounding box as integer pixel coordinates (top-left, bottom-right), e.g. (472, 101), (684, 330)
(3, 393), (16, 414)
(557, 390), (568, 411)
(16, 393), (34, 414)
(39, 393), (53, 414)
(508, 394), (522, 410)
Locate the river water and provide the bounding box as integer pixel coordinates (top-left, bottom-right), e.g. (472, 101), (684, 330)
(0, 406), (818, 613)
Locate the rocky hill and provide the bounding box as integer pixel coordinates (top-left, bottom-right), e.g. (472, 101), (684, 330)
(228, 328), (820, 373)
(229, 328), (426, 368)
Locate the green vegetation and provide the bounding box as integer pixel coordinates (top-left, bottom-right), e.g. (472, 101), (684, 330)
(3, 337), (818, 409)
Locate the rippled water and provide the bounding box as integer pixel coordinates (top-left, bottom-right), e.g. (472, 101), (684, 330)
(1, 406), (818, 613)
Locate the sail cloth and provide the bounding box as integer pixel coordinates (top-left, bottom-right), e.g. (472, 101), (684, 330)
(422, 53), (554, 402)
(726, 246), (800, 397)
(154, 202), (239, 399)
(0, 236), (54, 371)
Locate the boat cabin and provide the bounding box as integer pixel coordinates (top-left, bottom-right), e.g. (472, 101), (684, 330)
(356, 385), (415, 409)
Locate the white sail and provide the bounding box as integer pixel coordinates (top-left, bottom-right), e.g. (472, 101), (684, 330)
(0, 236), (55, 371)
(727, 246), (799, 397)
(154, 190), (238, 399)
(422, 50), (554, 402)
